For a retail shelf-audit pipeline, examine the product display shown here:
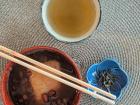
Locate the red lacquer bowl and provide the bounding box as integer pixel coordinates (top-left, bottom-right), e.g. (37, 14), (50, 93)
(1, 46), (81, 105)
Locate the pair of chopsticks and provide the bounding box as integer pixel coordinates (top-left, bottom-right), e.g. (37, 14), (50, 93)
(0, 45), (116, 104)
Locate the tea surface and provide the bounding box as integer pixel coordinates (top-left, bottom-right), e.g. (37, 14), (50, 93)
(47, 0), (96, 38)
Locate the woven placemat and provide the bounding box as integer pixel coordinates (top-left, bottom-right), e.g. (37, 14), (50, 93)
(0, 0), (140, 105)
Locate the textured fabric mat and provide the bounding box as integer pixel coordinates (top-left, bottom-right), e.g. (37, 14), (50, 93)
(0, 0), (140, 105)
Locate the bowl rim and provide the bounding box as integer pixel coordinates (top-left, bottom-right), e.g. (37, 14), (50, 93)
(1, 46), (82, 105)
(41, 0), (101, 42)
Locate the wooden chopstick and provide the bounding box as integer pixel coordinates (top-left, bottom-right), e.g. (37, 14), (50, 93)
(0, 45), (116, 100)
(0, 51), (115, 105)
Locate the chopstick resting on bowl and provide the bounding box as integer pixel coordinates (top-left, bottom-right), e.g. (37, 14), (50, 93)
(0, 45), (116, 99)
(0, 45), (116, 105)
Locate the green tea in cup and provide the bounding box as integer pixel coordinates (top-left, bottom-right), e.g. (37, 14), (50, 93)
(42, 0), (100, 42)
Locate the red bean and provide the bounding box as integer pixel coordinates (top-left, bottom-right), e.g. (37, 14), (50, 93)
(42, 93), (49, 103)
(62, 98), (67, 105)
(27, 70), (32, 77)
(19, 71), (23, 78)
(48, 90), (56, 97)
(12, 86), (16, 90)
(49, 96), (58, 101)
(23, 94), (28, 100)
(19, 98), (24, 103)
(56, 99), (62, 105)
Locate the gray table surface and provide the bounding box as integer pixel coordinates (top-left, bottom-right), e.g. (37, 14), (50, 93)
(0, 0), (140, 105)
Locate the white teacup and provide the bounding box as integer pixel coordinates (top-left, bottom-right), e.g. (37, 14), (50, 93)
(42, 0), (100, 42)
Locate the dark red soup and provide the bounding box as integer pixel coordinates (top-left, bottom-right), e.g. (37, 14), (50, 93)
(8, 50), (78, 105)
